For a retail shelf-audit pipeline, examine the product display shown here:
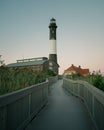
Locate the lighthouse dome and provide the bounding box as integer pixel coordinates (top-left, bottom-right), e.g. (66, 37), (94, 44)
(50, 18), (56, 23)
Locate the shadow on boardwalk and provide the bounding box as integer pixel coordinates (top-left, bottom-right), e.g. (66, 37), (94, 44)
(25, 80), (96, 130)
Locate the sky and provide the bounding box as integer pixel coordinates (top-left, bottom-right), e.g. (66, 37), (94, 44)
(0, 0), (104, 74)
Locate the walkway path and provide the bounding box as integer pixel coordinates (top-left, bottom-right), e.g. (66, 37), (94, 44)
(25, 80), (95, 130)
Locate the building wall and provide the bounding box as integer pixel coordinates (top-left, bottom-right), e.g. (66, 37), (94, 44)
(9, 65), (43, 72)
(64, 71), (76, 76)
(49, 60), (59, 74)
(8, 60), (59, 75)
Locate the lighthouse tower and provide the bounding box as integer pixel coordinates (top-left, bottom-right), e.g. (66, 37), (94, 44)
(49, 18), (58, 64)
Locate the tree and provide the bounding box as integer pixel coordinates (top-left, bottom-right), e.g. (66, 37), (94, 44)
(0, 55), (5, 66)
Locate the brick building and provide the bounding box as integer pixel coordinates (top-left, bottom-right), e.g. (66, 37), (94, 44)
(64, 64), (89, 77)
(7, 57), (59, 74)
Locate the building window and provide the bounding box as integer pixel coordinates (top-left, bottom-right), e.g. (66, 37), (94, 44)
(49, 66), (53, 70)
(49, 62), (53, 66)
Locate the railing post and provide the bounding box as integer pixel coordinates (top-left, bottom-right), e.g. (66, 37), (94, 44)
(29, 94), (31, 118)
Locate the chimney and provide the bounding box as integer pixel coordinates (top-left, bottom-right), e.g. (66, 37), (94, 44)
(72, 64), (74, 66)
(79, 65), (81, 68)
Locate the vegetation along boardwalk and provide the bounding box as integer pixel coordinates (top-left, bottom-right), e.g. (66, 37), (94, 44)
(25, 80), (96, 130)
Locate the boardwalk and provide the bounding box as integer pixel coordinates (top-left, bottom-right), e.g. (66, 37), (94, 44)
(25, 80), (95, 130)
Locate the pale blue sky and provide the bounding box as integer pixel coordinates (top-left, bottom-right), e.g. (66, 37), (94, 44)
(0, 0), (104, 74)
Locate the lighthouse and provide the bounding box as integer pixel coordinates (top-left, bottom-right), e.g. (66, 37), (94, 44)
(48, 18), (59, 74)
(49, 18), (57, 64)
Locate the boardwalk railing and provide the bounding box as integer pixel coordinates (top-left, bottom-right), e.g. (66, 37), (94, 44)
(0, 76), (58, 130)
(0, 80), (49, 130)
(63, 78), (104, 130)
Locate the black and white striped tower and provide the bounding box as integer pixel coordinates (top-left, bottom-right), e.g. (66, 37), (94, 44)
(49, 18), (57, 64)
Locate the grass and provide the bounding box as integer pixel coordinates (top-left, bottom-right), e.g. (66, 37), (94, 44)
(0, 66), (56, 95)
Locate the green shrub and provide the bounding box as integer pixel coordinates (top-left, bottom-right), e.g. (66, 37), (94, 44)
(0, 66), (57, 95)
(92, 74), (104, 91)
(65, 72), (104, 92)
(43, 70), (57, 77)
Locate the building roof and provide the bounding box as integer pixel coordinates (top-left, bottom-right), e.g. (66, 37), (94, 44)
(64, 64), (89, 75)
(7, 57), (48, 68)
(50, 18), (56, 21)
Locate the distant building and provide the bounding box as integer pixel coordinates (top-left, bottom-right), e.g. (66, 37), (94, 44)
(7, 57), (59, 74)
(7, 57), (48, 72)
(7, 18), (59, 75)
(64, 64), (89, 76)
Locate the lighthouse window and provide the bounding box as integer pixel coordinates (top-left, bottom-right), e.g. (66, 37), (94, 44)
(49, 62), (52, 66)
(52, 30), (54, 33)
(50, 20), (55, 24)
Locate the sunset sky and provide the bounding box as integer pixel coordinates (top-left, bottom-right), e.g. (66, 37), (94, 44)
(0, 0), (104, 74)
